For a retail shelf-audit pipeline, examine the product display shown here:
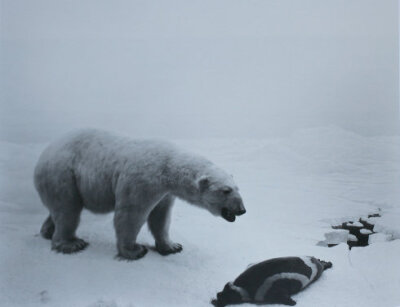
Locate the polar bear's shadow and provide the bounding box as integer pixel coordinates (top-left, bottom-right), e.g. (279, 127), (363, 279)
(78, 230), (176, 261)
(85, 240), (182, 262)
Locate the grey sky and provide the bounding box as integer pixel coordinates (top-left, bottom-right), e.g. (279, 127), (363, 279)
(1, 0), (398, 142)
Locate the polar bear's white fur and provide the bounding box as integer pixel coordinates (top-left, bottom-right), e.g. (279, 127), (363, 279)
(34, 129), (245, 260)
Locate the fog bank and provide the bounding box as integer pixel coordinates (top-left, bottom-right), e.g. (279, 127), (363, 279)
(1, 0), (399, 142)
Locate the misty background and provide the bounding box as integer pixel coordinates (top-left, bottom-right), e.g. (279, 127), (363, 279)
(1, 0), (399, 143)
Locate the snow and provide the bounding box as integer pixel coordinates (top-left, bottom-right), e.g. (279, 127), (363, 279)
(365, 217), (380, 225)
(317, 230), (349, 246)
(360, 229), (372, 235)
(368, 233), (393, 244)
(348, 234), (358, 242)
(346, 221), (363, 228)
(375, 211), (400, 240)
(0, 127), (399, 307)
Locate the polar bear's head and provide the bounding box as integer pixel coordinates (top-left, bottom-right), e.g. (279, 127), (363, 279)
(197, 169), (245, 222)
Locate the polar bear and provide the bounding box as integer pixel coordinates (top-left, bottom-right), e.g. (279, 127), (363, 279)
(34, 129), (245, 260)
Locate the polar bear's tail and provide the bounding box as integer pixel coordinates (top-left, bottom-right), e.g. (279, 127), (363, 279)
(40, 215), (55, 240)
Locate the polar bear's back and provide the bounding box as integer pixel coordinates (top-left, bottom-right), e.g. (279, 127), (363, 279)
(36, 128), (175, 172)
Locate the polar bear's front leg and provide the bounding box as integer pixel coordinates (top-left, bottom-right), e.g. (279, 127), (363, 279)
(114, 206), (148, 260)
(148, 194), (183, 255)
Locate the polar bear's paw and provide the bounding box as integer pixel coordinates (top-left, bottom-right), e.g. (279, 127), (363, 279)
(116, 244), (148, 261)
(156, 242), (183, 256)
(52, 238), (89, 254)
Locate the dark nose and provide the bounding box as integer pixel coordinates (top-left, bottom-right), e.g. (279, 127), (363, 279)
(236, 208), (246, 216)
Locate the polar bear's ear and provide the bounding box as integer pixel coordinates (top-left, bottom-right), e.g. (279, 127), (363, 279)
(197, 176), (210, 192)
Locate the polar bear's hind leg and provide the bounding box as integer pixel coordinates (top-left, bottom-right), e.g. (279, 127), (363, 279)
(35, 163), (88, 253)
(51, 205), (88, 253)
(40, 215), (55, 239)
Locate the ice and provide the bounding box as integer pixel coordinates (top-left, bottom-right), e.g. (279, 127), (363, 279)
(320, 230), (350, 245)
(374, 211), (400, 240)
(347, 234), (358, 242)
(369, 233), (393, 244)
(346, 221), (363, 228)
(365, 217), (379, 225)
(0, 127), (399, 307)
(360, 229), (372, 235)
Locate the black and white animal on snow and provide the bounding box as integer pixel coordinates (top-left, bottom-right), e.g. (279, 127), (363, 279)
(212, 256), (332, 306)
(34, 129), (246, 260)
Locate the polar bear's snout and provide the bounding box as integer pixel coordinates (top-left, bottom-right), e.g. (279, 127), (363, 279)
(235, 199), (246, 216)
(236, 208), (246, 216)
(221, 196), (246, 222)
(232, 197), (246, 216)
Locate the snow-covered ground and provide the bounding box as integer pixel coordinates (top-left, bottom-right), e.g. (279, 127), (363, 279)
(1, 126), (399, 307)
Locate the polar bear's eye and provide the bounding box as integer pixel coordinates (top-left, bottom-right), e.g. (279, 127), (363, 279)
(221, 187), (232, 195)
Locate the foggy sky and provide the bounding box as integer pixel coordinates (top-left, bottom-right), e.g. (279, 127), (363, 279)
(1, 0), (399, 142)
